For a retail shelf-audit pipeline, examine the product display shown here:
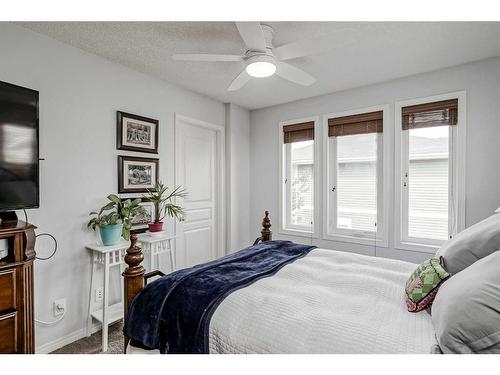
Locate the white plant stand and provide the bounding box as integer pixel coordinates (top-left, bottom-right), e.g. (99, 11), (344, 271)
(138, 232), (176, 272)
(86, 233), (175, 352)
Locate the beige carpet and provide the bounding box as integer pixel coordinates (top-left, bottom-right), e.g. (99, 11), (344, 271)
(51, 321), (124, 354)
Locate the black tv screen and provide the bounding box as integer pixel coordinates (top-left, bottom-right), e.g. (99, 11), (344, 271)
(0, 81), (39, 211)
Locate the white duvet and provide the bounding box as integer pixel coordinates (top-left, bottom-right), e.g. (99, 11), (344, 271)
(129, 248), (437, 354)
(209, 248), (437, 354)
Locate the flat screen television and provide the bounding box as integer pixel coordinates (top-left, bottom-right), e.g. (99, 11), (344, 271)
(0, 81), (39, 211)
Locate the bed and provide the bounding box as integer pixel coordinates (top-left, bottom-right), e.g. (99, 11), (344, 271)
(122, 211), (437, 354)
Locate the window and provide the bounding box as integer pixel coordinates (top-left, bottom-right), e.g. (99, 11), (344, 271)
(289, 141), (314, 228)
(281, 121), (316, 233)
(408, 126), (449, 240)
(276, 95), (464, 252)
(336, 133), (378, 232)
(326, 111), (384, 240)
(398, 98), (462, 248)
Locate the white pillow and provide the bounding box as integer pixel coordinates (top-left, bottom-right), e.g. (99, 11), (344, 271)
(436, 213), (500, 274)
(431, 251), (500, 353)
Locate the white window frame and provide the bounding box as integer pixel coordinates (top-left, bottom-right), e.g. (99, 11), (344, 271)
(394, 91), (466, 253)
(322, 105), (390, 247)
(278, 116), (320, 237)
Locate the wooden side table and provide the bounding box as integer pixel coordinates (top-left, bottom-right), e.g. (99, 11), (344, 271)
(86, 234), (175, 352)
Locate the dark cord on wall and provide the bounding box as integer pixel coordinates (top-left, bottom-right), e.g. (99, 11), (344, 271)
(23, 209), (58, 261)
(34, 233), (58, 260)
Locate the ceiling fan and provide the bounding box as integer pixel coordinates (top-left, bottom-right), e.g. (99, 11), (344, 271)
(172, 22), (334, 91)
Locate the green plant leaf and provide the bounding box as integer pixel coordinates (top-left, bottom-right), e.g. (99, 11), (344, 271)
(99, 201), (116, 215)
(107, 194), (121, 204)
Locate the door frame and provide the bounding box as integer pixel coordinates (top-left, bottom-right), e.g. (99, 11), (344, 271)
(174, 113), (226, 261)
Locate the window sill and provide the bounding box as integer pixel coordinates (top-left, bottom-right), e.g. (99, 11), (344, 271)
(323, 233), (388, 248)
(395, 240), (440, 254)
(279, 228), (318, 239)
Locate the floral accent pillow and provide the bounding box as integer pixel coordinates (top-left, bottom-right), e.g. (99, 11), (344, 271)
(405, 256), (450, 312)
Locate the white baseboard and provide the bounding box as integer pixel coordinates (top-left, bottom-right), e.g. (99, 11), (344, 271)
(35, 323), (101, 354)
(36, 328), (87, 354)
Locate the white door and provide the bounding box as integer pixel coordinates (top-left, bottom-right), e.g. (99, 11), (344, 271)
(175, 115), (224, 269)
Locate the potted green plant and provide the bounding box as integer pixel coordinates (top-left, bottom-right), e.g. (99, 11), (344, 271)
(143, 181), (187, 233)
(88, 194), (146, 245)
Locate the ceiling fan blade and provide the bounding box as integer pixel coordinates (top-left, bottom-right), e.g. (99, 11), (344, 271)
(235, 22), (267, 52)
(276, 62), (316, 86)
(172, 54), (244, 62)
(275, 32), (353, 61)
(228, 70), (252, 91)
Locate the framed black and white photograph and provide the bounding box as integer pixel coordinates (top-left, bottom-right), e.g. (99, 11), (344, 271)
(117, 111), (158, 153)
(122, 198), (153, 233)
(118, 155), (159, 193)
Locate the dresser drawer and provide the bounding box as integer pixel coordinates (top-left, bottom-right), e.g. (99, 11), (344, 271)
(0, 311), (18, 353)
(0, 269), (16, 313)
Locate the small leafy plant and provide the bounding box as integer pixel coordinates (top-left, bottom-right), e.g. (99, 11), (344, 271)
(143, 181), (187, 223)
(87, 194), (147, 240)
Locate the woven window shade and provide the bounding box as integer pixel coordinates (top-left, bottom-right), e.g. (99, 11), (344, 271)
(402, 99), (458, 130)
(328, 111), (383, 137)
(283, 121), (315, 143)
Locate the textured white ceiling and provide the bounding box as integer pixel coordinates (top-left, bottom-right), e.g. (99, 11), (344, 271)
(17, 22), (500, 110)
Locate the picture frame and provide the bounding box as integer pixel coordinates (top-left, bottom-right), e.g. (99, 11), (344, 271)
(122, 198), (153, 233)
(116, 111), (159, 154)
(118, 155), (159, 193)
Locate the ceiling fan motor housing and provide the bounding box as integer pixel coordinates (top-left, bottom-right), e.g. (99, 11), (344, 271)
(244, 24), (275, 58)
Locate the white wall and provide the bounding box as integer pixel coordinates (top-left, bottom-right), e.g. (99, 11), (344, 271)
(250, 56), (500, 264)
(225, 103), (251, 251)
(0, 24), (226, 352)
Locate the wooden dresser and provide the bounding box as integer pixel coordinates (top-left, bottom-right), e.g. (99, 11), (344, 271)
(0, 221), (36, 354)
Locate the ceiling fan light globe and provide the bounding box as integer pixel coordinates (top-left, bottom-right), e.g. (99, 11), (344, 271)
(246, 61), (276, 78)
(245, 55), (276, 78)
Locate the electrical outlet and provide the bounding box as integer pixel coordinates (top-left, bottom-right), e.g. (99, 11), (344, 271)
(95, 287), (103, 302)
(53, 298), (66, 317)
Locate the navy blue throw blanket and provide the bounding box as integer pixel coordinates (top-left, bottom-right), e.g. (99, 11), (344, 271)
(123, 240), (316, 353)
